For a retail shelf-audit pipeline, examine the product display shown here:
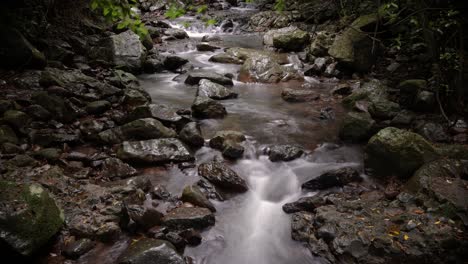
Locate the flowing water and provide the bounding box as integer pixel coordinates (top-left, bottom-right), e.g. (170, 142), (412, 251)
(135, 13), (363, 264)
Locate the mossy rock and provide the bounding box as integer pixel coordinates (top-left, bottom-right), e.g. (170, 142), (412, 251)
(342, 79), (388, 109)
(365, 127), (438, 178)
(0, 125), (18, 144)
(0, 181), (64, 256)
(339, 111), (376, 142)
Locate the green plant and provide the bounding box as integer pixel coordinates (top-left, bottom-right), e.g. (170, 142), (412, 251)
(90, 0), (148, 37)
(165, 3), (186, 19)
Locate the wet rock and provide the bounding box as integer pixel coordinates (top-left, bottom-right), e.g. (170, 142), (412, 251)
(164, 28), (189, 39)
(264, 26), (310, 51)
(118, 138), (193, 164)
(118, 238), (185, 264)
(143, 53), (164, 73)
(80, 119), (105, 138)
(0, 181), (64, 256)
(2, 110), (31, 131)
(198, 161), (248, 192)
(308, 31), (334, 57)
(191, 96), (227, 119)
(239, 56), (303, 83)
(25, 104), (51, 121)
(281, 88), (319, 102)
(185, 71), (233, 86)
(164, 55), (189, 71)
(123, 89), (151, 106)
(164, 232), (185, 249)
(85, 100), (111, 115)
(110, 30), (146, 71)
(179, 122), (204, 148)
(101, 157), (137, 179)
(209, 130), (246, 159)
(342, 79), (388, 109)
(31, 91), (77, 123)
(181, 185), (216, 212)
(0, 125), (18, 144)
(368, 99), (400, 120)
(302, 167), (362, 190)
(126, 204), (164, 230)
(179, 228), (202, 246)
(201, 35), (221, 42)
(209, 53), (243, 64)
(339, 111), (375, 142)
(0, 27), (46, 69)
(29, 129), (80, 147)
(291, 211), (314, 242)
(225, 47), (289, 64)
(129, 104), (188, 129)
(267, 145), (304, 162)
(304, 57), (330, 76)
(331, 83), (352, 96)
(283, 196), (326, 213)
(63, 238), (95, 260)
(163, 207), (215, 230)
(366, 127), (437, 178)
(197, 79), (237, 100)
(98, 118), (176, 144)
(329, 14), (380, 72)
(196, 42), (220, 52)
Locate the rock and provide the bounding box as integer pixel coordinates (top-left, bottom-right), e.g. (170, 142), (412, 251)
(126, 204), (164, 230)
(1, 142), (23, 154)
(406, 159), (468, 221)
(390, 110), (415, 127)
(0, 100), (13, 115)
(99, 118), (176, 144)
(198, 162), (248, 192)
(209, 53), (243, 64)
(398, 79), (427, 108)
(342, 79), (388, 109)
(283, 196), (326, 213)
(414, 121), (450, 142)
(239, 56), (303, 83)
(101, 157), (137, 179)
(308, 31), (334, 57)
(31, 91), (77, 123)
(25, 104), (51, 121)
(249, 11), (292, 30)
(33, 148), (62, 161)
(281, 88), (319, 102)
(267, 145), (304, 162)
(302, 167), (362, 190)
(331, 83), (352, 96)
(4, 154), (38, 169)
(201, 35), (221, 42)
(414, 90), (435, 112)
(185, 71), (233, 86)
(118, 138), (193, 164)
(263, 26), (310, 51)
(225, 47), (289, 64)
(182, 185), (216, 212)
(129, 104), (187, 129)
(85, 100), (111, 115)
(179, 122), (204, 148)
(191, 96), (227, 119)
(0, 27), (46, 69)
(164, 28), (189, 39)
(328, 14), (380, 72)
(2, 110), (31, 131)
(435, 144), (468, 160)
(0, 125), (18, 144)
(110, 30), (146, 71)
(118, 238), (185, 264)
(0, 181), (64, 256)
(196, 42), (220, 52)
(209, 130), (246, 159)
(304, 57), (330, 76)
(80, 119), (104, 137)
(368, 99), (400, 120)
(365, 127), (437, 178)
(29, 129), (80, 147)
(63, 238), (95, 260)
(197, 79), (237, 100)
(123, 88), (151, 106)
(164, 55), (189, 71)
(143, 53), (164, 73)
(163, 207), (215, 230)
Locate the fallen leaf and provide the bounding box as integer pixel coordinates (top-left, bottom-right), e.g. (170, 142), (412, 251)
(404, 234), (409, 241)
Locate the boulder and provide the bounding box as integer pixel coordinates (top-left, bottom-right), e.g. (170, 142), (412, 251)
(342, 79), (388, 109)
(110, 30), (146, 71)
(30, 92), (75, 123)
(126, 204), (164, 230)
(129, 104), (188, 129)
(25, 104), (51, 121)
(98, 118), (176, 144)
(263, 26), (310, 51)
(209, 53), (243, 64)
(414, 121), (450, 142)
(328, 14), (379, 72)
(62, 238), (95, 260)
(0, 27), (46, 69)
(181, 185), (216, 212)
(117, 138), (193, 164)
(398, 79), (427, 108)
(123, 89), (151, 106)
(101, 157), (137, 179)
(191, 96), (227, 119)
(368, 99), (400, 120)
(185, 71), (233, 86)
(197, 79), (237, 100)
(267, 145), (304, 162)
(164, 28), (189, 39)
(118, 238), (185, 264)
(414, 90), (435, 112)
(249, 11), (292, 30)
(209, 130), (246, 159)
(308, 31), (334, 57)
(339, 112), (375, 142)
(198, 161), (248, 192)
(281, 88), (319, 102)
(0, 125), (18, 144)
(239, 56), (303, 83)
(143, 53), (164, 73)
(164, 55), (188, 71)
(85, 100), (111, 115)
(2, 110), (31, 131)
(225, 47), (289, 64)
(302, 167), (362, 190)
(282, 196), (326, 213)
(29, 129), (80, 147)
(163, 207), (215, 230)
(365, 127), (437, 178)
(196, 42), (221, 52)
(179, 122), (204, 148)
(0, 181), (64, 256)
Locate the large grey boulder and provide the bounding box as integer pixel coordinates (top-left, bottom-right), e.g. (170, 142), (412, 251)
(117, 138), (193, 164)
(239, 56), (303, 83)
(110, 30), (146, 71)
(263, 26), (310, 51)
(0, 181), (64, 256)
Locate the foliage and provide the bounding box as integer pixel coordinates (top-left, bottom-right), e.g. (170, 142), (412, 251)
(165, 3), (186, 19)
(90, 0), (148, 37)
